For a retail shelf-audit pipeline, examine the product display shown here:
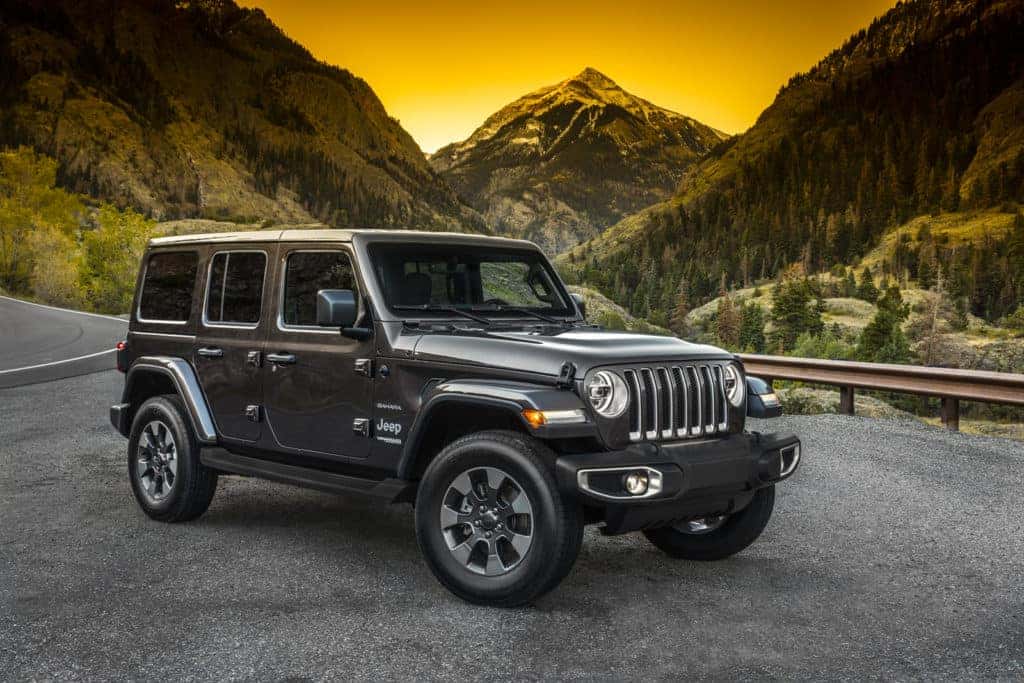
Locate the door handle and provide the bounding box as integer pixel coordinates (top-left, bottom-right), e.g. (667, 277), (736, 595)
(266, 352), (296, 365)
(196, 347), (224, 358)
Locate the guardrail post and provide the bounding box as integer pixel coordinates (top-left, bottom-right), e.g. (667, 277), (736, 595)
(941, 397), (960, 432)
(839, 386), (855, 415)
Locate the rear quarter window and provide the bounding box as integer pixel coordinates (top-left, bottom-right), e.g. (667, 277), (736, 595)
(138, 251), (198, 322)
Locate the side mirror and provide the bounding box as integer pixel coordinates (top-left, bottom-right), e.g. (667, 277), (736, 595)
(316, 289), (358, 328)
(746, 375), (782, 418)
(570, 292), (587, 319)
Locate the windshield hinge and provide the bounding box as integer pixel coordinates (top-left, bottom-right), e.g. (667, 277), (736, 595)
(556, 362), (576, 390)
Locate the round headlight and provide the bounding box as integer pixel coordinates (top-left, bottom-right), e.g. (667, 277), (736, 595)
(724, 363), (745, 407)
(585, 370), (628, 418)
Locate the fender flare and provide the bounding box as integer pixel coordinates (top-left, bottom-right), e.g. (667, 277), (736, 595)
(396, 379), (593, 480)
(122, 356), (218, 444)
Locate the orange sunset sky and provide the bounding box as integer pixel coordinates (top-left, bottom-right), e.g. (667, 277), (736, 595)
(239, 1), (898, 153)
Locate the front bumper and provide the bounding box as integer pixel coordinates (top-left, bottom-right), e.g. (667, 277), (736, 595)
(554, 432), (801, 534)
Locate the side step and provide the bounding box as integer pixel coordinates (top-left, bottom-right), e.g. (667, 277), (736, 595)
(200, 449), (415, 503)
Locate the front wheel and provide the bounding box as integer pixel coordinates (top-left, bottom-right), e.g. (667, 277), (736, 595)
(415, 430), (583, 607)
(642, 486), (775, 561)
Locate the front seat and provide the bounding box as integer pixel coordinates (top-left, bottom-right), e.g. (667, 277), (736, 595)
(400, 272), (432, 306)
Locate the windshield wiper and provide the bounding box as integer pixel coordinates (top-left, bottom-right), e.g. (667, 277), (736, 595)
(471, 304), (561, 324)
(393, 304), (492, 326)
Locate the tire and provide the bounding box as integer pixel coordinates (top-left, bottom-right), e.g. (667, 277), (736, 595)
(642, 486), (775, 561)
(127, 395), (218, 523)
(415, 430), (583, 607)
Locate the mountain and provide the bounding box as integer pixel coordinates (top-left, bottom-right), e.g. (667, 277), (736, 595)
(430, 68), (727, 253)
(562, 0), (1024, 325)
(0, 0), (483, 231)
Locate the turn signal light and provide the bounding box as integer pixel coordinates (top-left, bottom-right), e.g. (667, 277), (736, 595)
(522, 409), (546, 428)
(521, 409), (587, 429)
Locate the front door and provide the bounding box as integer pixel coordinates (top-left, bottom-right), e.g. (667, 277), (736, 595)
(192, 248), (269, 443)
(260, 247), (374, 460)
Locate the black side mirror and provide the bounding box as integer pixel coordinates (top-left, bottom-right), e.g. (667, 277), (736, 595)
(316, 289), (358, 328)
(570, 292), (587, 319)
(746, 375), (783, 418)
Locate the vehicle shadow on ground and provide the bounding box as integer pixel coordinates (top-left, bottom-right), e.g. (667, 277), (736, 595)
(193, 478), (813, 610)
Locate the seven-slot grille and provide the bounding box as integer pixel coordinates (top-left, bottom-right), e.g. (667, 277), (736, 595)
(621, 364), (731, 442)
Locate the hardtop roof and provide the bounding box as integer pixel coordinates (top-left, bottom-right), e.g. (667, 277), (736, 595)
(148, 228), (536, 249)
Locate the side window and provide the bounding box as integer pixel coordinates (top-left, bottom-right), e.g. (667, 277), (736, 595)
(205, 251), (267, 325)
(139, 251), (198, 322)
(282, 251), (356, 327)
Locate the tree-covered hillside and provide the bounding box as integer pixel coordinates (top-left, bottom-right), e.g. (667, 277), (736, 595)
(561, 0), (1024, 327)
(0, 0), (484, 231)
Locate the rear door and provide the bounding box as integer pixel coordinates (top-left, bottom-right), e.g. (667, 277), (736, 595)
(259, 246), (375, 460)
(192, 247), (270, 443)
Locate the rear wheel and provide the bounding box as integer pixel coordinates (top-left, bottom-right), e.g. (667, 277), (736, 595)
(642, 486), (775, 561)
(128, 395), (218, 523)
(415, 430), (583, 607)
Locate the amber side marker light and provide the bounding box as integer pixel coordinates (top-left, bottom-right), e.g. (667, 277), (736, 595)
(521, 408), (586, 428)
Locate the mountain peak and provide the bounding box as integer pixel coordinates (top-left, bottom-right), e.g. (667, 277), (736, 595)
(430, 65), (727, 254)
(568, 67), (618, 89)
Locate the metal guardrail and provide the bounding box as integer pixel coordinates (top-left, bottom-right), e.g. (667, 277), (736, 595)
(737, 354), (1024, 431)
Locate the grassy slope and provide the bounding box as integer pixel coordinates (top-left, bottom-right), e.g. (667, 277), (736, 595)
(858, 209), (1019, 271)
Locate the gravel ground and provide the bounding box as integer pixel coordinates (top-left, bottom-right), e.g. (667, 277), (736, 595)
(3, 371), (1023, 680)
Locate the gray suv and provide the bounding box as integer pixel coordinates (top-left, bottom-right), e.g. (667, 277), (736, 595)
(110, 229), (801, 606)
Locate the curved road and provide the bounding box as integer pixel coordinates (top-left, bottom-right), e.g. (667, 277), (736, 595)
(0, 295), (126, 388)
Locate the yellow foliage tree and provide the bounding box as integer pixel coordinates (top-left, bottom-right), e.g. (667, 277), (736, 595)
(28, 228), (85, 308)
(81, 204), (155, 313)
(0, 147), (84, 294)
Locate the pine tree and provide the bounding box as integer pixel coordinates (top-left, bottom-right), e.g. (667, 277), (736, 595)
(738, 302), (766, 353)
(857, 284), (911, 363)
(715, 290), (741, 349)
(770, 276), (823, 352)
(844, 269), (857, 297)
(668, 278), (691, 337)
(856, 266), (879, 303)
(917, 239), (937, 289)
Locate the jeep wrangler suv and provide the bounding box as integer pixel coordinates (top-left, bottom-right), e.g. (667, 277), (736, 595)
(111, 229), (801, 606)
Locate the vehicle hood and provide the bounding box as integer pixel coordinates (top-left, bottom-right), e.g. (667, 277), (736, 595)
(407, 326), (734, 378)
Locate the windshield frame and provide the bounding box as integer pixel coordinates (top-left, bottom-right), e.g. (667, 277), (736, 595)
(363, 239), (578, 323)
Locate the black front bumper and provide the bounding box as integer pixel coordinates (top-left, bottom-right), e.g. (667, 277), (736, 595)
(554, 432), (801, 534)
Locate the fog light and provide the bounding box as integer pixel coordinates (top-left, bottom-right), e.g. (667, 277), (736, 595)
(623, 471), (649, 496)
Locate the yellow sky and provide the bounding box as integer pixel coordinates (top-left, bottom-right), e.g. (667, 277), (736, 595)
(240, 1), (897, 153)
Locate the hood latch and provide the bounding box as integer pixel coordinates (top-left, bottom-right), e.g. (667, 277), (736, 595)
(556, 362), (577, 390)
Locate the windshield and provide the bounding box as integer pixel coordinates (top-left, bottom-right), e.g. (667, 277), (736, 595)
(369, 243), (574, 319)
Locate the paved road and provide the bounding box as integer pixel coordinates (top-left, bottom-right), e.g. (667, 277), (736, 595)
(3, 371), (1023, 680)
(0, 295), (126, 388)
